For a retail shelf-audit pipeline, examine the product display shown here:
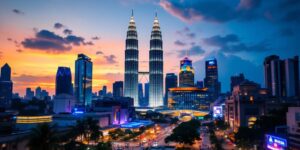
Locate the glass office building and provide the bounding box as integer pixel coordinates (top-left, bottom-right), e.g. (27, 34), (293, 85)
(75, 54), (93, 107)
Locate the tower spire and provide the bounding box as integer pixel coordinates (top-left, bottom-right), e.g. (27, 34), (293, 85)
(131, 9), (134, 17)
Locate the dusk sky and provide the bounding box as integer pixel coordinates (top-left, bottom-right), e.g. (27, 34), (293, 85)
(0, 0), (299, 96)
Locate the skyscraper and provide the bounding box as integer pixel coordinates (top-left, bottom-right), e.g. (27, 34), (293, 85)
(75, 54), (93, 106)
(35, 86), (42, 99)
(284, 56), (299, 97)
(138, 83), (144, 106)
(25, 88), (34, 100)
(113, 81), (123, 98)
(56, 67), (72, 95)
(230, 73), (245, 92)
(264, 55), (299, 97)
(264, 55), (282, 97)
(179, 57), (194, 87)
(149, 13), (163, 107)
(144, 82), (149, 106)
(204, 58), (221, 100)
(124, 11), (139, 106)
(0, 63), (13, 107)
(165, 73), (178, 106)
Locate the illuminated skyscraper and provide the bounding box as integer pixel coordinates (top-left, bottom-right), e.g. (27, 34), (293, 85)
(113, 81), (123, 98)
(165, 73), (177, 106)
(124, 11), (139, 106)
(204, 58), (221, 100)
(179, 57), (194, 87)
(149, 13), (163, 107)
(0, 63), (13, 107)
(75, 54), (93, 106)
(56, 67), (72, 95)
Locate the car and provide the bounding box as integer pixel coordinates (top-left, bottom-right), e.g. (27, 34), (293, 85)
(152, 141), (158, 147)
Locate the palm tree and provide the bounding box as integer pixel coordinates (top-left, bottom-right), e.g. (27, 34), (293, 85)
(27, 123), (58, 150)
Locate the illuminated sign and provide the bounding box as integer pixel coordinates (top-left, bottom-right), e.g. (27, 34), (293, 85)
(213, 106), (223, 118)
(208, 60), (215, 65)
(266, 134), (287, 150)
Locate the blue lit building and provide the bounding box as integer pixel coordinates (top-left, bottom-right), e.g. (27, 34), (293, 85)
(204, 58), (221, 100)
(56, 67), (72, 95)
(75, 54), (93, 107)
(113, 81), (123, 98)
(179, 57), (194, 87)
(0, 63), (13, 107)
(165, 73), (178, 106)
(149, 13), (164, 107)
(124, 11), (139, 107)
(168, 87), (209, 111)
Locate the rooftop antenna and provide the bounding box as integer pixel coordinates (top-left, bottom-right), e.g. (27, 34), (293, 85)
(131, 9), (134, 17)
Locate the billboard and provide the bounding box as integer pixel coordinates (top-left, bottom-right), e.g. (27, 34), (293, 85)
(265, 134), (287, 150)
(213, 106), (223, 118)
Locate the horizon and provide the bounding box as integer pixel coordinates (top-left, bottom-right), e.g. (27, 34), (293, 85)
(1, 0), (300, 96)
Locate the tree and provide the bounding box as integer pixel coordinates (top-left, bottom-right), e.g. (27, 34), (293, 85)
(96, 142), (112, 150)
(165, 119), (201, 145)
(234, 127), (262, 149)
(27, 123), (58, 150)
(72, 117), (102, 144)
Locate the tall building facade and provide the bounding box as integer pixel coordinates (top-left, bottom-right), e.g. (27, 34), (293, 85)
(204, 58), (221, 100)
(179, 57), (194, 87)
(144, 82), (149, 106)
(230, 73), (245, 92)
(138, 83), (144, 106)
(264, 55), (299, 97)
(56, 67), (72, 95)
(0, 63), (13, 107)
(113, 81), (123, 98)
(25, 88), (34, 100)
(75, 54), (93, 106)
(124, 12), (139, 106)
(165, 73), (178, 106)
(149, 14), (163, 107)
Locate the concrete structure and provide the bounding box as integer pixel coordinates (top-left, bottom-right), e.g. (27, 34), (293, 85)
(264, 55), (299, 97)
(53, 94), (75, 114)
(287, 107), (300, 149)
(168, 87), (209, 111)
(225, 80), (267, 131)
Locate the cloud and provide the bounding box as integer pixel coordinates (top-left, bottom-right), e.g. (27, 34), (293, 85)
(92, 36), (100, 40)
(203, 34), (270, 53)
(16, 49), (23, 53)
(12, 9), (24, 15)
(103, 55), (117, 64)
(279, 28), (294, 37)
(160, 0), (236, 23)
(177, 45), (205, 57)
(193, 51), (263, 92)
(54, 23), (64, 29)
(174, 40), (186, 46)
(237, 0), (261, 10)
(63, 29), (72, 35)
(96, 51), (103, 55)
(159, 0), (262, 23)
(21, 29), (92, 52)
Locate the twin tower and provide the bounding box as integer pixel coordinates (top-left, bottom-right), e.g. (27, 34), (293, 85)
(124, 11), (163, 107)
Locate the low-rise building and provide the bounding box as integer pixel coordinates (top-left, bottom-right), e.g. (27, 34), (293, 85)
(287, 107), (300, 149)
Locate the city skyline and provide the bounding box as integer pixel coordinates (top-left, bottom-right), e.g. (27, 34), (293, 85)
(1, 0), (300, 96)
